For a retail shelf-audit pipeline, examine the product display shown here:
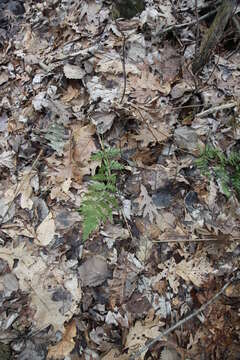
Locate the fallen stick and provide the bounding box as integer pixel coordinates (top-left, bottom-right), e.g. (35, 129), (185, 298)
(156, 9), (217, 35)
(192, 0), (237, 73)
(195, 101), (237, 117)
(129, 278), (234, 359)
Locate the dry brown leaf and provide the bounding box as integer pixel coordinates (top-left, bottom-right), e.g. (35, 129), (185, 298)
(78, 255), (108, 287)
(135, 123), (170, 147)
(109, 251), (143, 308)
(154, 42), (181, 84)
(71, 123), (96, 166)
(97, 56), (140, 76)
(0, 242), (34, 270)
(158, 258), (180, 294)
(125, 319), (164, 358)
(129, 63), (171, 100)
(102, 349), (129, 360)
(31, 288), (70, 332)
(176, 256), (214, 287)
(47, 320), (77, 359)
(61, 85), (80, 103)
(138, 184), (158, 223)
(46, 123), (98, 188)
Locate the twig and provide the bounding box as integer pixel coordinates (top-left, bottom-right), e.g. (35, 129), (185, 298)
(50, 44), (99, 63)
(129, 278), (233, 359)
(115, 21), (127, 104)
(192, 0), (236, 73)
(195, 101), (237, 118)
(120, 34), (127, 103)
(195, 0), (200, 58)
(156, 9), (216, 36)
(0, 149), (43, 225)
(152, 237), (239, 243)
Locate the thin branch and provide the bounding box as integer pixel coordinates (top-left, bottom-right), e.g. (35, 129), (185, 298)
(130, 278), (233, 359)
(120, 34), (127, 104)
(152, 237), (239, 243)
(195, 0), (200, 58)
(156, 9), (217, 36)
(195, 101), (237, 118)
(115, 21), (127, 104)
(50, 44), (99, 63)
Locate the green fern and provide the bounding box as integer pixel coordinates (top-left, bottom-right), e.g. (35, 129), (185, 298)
(196, 145), (240, 199)
(79, 147), (124, 241)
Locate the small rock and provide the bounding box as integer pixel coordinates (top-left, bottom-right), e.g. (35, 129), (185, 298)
(78, 256), (109, 287)
(174, 126), (199, 152)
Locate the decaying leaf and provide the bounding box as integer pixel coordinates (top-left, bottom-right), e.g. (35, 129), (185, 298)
(44, 123), (68, 155)
(176, 256), (214, 287)
(125, 318), (164, 357)
(138, 184), (158, 223)
(109, 251), (143, 308)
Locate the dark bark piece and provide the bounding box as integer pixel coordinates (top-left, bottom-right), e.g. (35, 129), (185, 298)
(192, 0), (237, 73)
(112, 0), (145, 19)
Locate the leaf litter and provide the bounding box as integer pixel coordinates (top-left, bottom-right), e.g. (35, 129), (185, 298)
(0, 0), (240, 359)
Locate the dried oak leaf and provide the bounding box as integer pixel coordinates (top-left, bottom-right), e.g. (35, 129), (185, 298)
(108, 251), (143, 308)
(138, 184), (158, 223)
(47, 320), (77, 359)
(125, 318), (164, 358)
(176, 256), (214, 288)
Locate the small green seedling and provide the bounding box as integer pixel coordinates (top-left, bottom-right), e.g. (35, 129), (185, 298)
(196, 145), (240, 199)
(79, 147), (124, 241)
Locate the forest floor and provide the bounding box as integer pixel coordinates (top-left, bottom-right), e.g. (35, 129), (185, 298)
(0, 0), (240, 359)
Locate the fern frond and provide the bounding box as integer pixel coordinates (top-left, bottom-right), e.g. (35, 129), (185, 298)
(196, 145), (240, 199)
(79, 146), (124, 241)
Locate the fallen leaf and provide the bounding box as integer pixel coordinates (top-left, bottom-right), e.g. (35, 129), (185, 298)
(47, 320), (77, 359)
(63, 63), (86, 79)
(36, 212), (55, 246)
(125, 319), (164, 358)
(71, 123), (97, 166)
(135, 123), (170, 147)
(176, 256), (214, 287)
(61, 85), (80, 102)
(138, 185), (158, 223)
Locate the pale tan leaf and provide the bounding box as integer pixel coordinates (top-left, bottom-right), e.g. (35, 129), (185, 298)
(71, 123), (97, 166)
(63, 64), (85, 80)
(125, 319), (164, 358)
(31, 289), (69, 332)
(36, 212), (55, 246)
(176, 257), (214, 287)
(47, 320), (77, 359)
(97, 57), (140, 75)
